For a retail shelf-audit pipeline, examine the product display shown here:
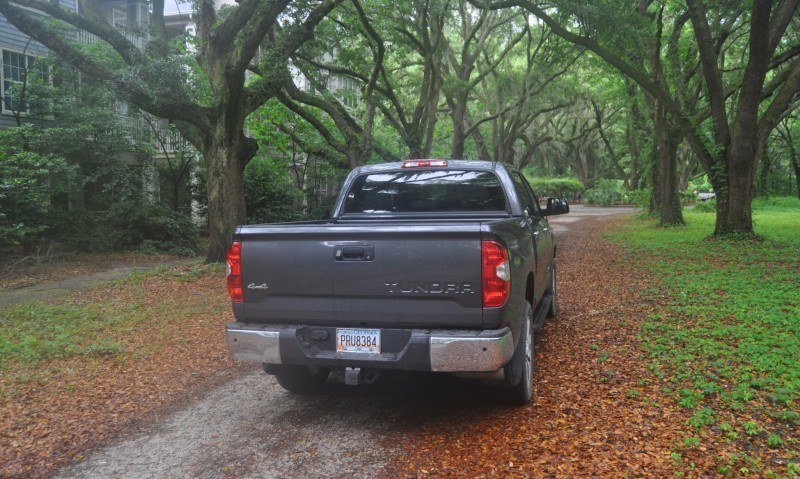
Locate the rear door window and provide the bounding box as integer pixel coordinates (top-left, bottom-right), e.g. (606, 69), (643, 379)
(514, 172), (543, 217)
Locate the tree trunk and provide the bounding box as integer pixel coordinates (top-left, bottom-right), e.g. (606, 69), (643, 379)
(471, 125), (491, 161)
(626, 120), (642, 190)
(202, 135), (255, 263)
(358, 98), (378, 167)
(716, 109), (761, 235)
(450, 92), (468, 159)
(654, 106), (684, 225)
(626, 78), (647, 191)
(721, 151), (756, 234)
(790, 140), (800, 199)
(648, 138), (659, 215)
(756, 148), (771, 197)
(712, 0), (772, 236)
(408, 139), (424, 160)
(646, 6), (683, 226)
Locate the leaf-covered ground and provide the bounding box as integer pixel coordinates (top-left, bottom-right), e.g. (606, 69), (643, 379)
(0, 264), (251, 479)
(384, 214), (795, 478)
(2, 212), (795, 479)
(0, 252), (186, 292)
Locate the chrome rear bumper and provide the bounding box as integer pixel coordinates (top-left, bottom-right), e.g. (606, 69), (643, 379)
(225, 323), (514, 373)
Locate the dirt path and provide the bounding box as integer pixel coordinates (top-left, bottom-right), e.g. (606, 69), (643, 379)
(0, 259), (196, 307)
(42, 207), (689, 479)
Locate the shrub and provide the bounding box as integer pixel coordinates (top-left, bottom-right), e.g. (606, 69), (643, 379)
(244, 156), (304, 224)
(524, 176), (584, 201)
(687, 176), (713, 194)
(693, 200), (717, 213)
(0, 127), (75, 250)
(109, 202), (199, 255)
(625, 189), (651, 208)
(584, 179), (624, 206)
(51, 203), (199, 255)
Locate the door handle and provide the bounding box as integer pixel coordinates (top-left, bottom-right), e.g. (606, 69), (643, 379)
(335, 246), (374, 261)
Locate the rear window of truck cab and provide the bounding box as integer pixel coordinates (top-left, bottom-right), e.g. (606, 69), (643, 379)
(343, 170), (508, 214)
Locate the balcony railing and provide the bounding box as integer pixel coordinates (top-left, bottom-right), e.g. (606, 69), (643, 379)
(118, 116), (193, 154)
(72, 29), (148, 50)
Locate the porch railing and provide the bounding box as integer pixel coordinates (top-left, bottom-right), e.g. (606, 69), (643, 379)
(73, 29), (148, 50)
(118, 116), (193, 154)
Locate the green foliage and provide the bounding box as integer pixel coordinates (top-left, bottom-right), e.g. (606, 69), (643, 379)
(244, 155), (304, 224)
(682, 437), (701, 448)
(767, 435), (784, 448)
(110, 203), (199, 255)
(688, 407), (716, 429)
(522, 173), (585, 200)
(687, 176), (714, 195)
(52, 202), (199, 255)
(693, 199), (717, 213)
(608, 200), (800, 462)
(753, 196), (800, 210)
(0, 127), (75, 248)
(625, 188), (651, 209)
(247, 99), (349, 222)
(0, 69), (201, 256)
(743, 421), (761, 436)
(0, 303), (124, 365)
(584, 179), (624, 205)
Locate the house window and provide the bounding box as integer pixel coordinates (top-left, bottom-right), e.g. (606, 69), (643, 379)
(112, 8), (128, 29)
(1, 50), (51, 115)
(139, 4), (149, 28)
(329, 75), (359, 108)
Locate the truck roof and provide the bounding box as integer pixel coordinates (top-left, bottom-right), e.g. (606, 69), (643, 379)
(354, 160), (501, 174)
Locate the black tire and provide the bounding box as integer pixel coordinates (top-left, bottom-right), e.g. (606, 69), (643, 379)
(546, 263), (557, 318)
(505, 301), (534, 406)
(274, 365), (330, 394)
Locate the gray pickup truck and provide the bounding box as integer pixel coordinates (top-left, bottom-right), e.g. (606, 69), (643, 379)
(225, 159), (568, 404)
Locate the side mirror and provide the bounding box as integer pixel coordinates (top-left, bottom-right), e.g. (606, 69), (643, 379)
(544, 198), (569, 216)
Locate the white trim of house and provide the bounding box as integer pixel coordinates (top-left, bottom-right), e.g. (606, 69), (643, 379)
(138, 3), (149, 28)
(112, 7), (128, 29)
(0, 47), (53, 117)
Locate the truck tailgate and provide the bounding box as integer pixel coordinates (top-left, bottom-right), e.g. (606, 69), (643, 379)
(238, 222), (484, 328)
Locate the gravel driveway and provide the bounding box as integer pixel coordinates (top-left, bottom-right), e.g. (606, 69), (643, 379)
(54, 372), (399, 479)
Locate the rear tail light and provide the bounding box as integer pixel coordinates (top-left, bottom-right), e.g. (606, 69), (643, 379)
(482, 240), (510, 308)
(226, 241), (243, 302)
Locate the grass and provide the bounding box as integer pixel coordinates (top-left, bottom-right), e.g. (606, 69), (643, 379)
(0, 262), (223, 370)
(0, 303), (126, 365)
(608, 197), (800, 477)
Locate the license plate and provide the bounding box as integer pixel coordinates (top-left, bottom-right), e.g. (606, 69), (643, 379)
(336, 328), (381, 353)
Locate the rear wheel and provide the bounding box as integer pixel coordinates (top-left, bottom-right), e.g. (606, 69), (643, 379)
(273, 365), (330, 394)
(547, 263), (557, 318)
(505, 301), (534, 405)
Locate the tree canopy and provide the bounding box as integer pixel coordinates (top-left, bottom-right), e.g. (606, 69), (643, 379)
(1, 0), (799, 258)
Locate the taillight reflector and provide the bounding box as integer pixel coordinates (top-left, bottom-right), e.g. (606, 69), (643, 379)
(482, 240), (510, 308)
(226, 241), (243, 302)
(402, 159), (448, 168)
